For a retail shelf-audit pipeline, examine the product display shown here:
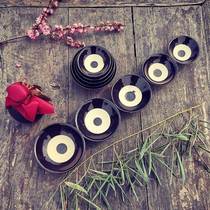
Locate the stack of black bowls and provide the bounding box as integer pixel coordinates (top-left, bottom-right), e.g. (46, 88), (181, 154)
(71, 45), (116, 89)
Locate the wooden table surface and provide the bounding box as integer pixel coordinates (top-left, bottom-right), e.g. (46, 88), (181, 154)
(0, 0), (209, 210)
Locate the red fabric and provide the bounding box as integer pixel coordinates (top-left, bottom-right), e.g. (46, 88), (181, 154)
(5, 82), (54, 122)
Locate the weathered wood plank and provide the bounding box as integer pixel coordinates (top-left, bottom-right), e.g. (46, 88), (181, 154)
(134, 5), (210, 210)
(0, 7), (69, 210)
(202, 0), (210, 85)
(0, 0), (206, 7)
(68, 7), (148, 210)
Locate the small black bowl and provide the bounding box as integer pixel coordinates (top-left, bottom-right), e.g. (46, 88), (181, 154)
(8, 107), (43, 123)
(168, 35), (199, 64)
(75, 98), (121, 142)
(34, 123), (85, 173)
(111, 74), (152, 113)
(142, 53), (178, 85)
(76, 45), (113, 78)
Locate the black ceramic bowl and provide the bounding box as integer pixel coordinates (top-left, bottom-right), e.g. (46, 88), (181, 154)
(34, 123), (85, 173)
(111, 74), (152, 113)
(142, 53), (178, 85)
(76, 45), (113, 78)
(75, 98), (121, 142)
(71, 46), (116, 89)
(168, 35), (199, 64)
(8, 107), (42, 123)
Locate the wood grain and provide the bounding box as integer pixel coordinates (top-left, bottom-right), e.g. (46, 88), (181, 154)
(0, 7), (69, 210)
(0, 0), (206, 7)
(202, 0), (210, 85)
(133, 5), (210, 210)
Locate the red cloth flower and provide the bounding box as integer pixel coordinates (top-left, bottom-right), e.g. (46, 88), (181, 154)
(5, 82), (54, 122)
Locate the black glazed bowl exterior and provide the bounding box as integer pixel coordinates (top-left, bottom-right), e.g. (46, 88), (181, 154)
(8, 107), (43, 123)
(75, 98), (121, 142)
(142, 53), (178, 85)
(71, 45), (116, 89)
(71, 60), (116, 89)
(168, 35), (199, 64)
(111, 74), (152, 113)
(34, 123), (85, 173)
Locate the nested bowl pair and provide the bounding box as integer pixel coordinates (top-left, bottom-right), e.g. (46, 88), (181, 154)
(141, 35), (199, 86)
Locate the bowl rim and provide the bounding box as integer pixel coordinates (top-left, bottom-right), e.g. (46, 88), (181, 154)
(75, 97), (121, 142)
(71, 59), (116, 83)
(168, 35), (199, 64)
(34, 123), (86, 173)
(75, 45), (114, 78)
(141, 53), (178, 85)
(111, 74), (152, 113)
